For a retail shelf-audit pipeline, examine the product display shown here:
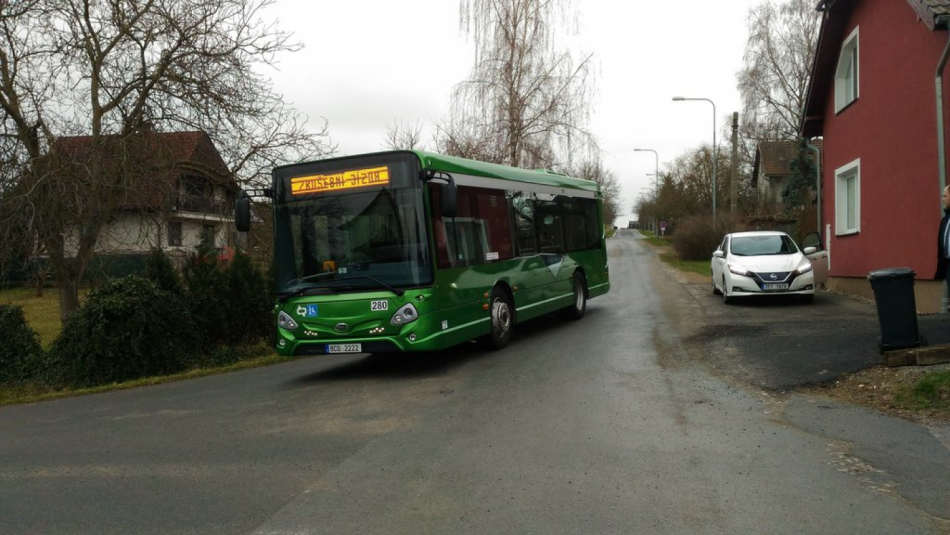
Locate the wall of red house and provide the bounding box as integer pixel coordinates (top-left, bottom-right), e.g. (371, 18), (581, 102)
(820, 0), (950, 280)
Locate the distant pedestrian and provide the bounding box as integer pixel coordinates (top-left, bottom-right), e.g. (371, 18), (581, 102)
(936, 185), (950, 312)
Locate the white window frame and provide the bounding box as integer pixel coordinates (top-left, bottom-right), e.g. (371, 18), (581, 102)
(835, 27), (859, 113)
(834, 159), (861, 236)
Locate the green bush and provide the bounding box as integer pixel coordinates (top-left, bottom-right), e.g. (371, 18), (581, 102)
(145, 248), (182, 295)
(671, 213), (746, 261)
(222, 252), (272, 346)
(181, 247), (228, 349)
(0, 304), (42, 384)
(47, 276), (196, 387)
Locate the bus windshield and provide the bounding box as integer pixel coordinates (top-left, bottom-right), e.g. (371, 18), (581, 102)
(272, 155), (432, 295)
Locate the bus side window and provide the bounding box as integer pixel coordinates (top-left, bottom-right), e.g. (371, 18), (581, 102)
(509, 192), (537, 256)
(433, 184), (512, 267)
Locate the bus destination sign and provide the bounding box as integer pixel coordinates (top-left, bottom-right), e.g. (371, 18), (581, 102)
(291, 166), (390, 195)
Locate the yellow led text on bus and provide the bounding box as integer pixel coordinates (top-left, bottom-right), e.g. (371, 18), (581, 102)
(291, 166), (390, 195)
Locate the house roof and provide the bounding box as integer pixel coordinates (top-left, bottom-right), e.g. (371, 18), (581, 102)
(801, 0), (950, 137)
(751, 139), (824, 187)
(54, 129), (235, 211)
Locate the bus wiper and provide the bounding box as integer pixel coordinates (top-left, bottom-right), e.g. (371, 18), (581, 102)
(277, 286), (335, 302)
(337, 275), (405, 297)
(294, 271), (339, 284)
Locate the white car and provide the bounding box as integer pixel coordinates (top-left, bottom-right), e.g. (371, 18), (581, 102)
(711, 231), (828, 304)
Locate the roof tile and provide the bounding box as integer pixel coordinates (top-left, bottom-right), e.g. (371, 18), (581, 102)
(922, 0), (950, 16)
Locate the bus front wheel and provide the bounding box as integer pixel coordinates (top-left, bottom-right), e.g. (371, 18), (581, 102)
(486, 287), (513, 350)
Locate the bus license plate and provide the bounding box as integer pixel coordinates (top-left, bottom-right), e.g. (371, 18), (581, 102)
(762, 283), (789, 290)
(326, 343), (361, 354)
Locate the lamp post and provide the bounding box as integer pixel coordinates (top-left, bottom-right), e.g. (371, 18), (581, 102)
(634, 148), (659, 233)
(673, 96), (717, 225)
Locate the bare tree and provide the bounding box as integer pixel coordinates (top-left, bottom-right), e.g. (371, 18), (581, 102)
(567, 157), (620, 228)
(383, 120), (424, 151)
(641, 145), (749, 229)
(736, 0), (820, 141)
(438, 0), (596, 169)
(0, 0), (332, 322)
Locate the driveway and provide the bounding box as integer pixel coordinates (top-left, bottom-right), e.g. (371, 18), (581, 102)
(625, 230), (950, 526)
(644, 233), (950, 391)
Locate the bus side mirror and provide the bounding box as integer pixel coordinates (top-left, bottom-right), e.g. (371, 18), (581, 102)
(441, 177), (458, 219)
(235, 197), (251, 232)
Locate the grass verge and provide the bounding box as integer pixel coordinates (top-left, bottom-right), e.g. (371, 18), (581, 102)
(659, 253), (712, 278)
(0, 287), (88, 347)
(0, 347), (290, 406)
(895, 369), (950, 412)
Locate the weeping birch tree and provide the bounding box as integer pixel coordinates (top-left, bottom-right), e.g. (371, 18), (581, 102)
(438, 0), (596, 170)
(736, 0), (821, 141)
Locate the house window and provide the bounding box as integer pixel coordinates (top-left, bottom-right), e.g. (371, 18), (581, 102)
(201, 224), (216, 247)
(835, 159), (860, 236)
(167, 222), (183, 247)
(835, 27), (859, 113)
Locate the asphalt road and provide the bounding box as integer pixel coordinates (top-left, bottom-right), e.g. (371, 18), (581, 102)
(1, 232), (947, 534)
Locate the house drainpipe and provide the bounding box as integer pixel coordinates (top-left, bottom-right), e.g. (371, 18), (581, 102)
(805, 139), (821, 233)
(936, 16), (950, 214)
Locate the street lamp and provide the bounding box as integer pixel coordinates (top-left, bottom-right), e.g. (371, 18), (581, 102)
(634, 148), (659, 233)
(673, 96), (717, 225)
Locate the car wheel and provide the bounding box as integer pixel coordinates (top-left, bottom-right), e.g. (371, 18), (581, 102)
(486, 286), (513, 350)
(562, 273), (587, 320)
(712, 276), (721, 295)
(722, 276), (733, 305)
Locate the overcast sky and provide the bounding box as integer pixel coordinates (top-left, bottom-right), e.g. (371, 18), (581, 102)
(265, 0), (764, 225)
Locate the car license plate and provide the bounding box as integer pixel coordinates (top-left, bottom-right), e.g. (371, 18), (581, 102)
(326, 343), (361, 354)
(762, 283), (789, 290)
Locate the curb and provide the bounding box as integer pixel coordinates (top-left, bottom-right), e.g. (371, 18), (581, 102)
(885, 344), (950, 367)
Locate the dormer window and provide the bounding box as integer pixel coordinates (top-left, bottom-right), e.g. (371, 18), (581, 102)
(835, 27), (859, 113)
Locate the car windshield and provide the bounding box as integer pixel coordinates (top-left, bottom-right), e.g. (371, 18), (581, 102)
(729, 235), (799, 256)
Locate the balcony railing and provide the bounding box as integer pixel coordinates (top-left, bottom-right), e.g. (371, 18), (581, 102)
(173, 195), (234, 217)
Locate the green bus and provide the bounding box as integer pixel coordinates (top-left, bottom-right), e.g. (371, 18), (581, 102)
(235, 150), (610, 356)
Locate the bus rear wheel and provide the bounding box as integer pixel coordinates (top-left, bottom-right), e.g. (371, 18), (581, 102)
(561, 273), (587, 320)
(486, 287), (513, 350)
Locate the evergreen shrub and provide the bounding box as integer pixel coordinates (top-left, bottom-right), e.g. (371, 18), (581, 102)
(0, 304), (42, 384)
(145, 248), (182, 295)
(48, 276), (195, 387)
(222, 252), (272, 346)
(181, 246), (228, 349)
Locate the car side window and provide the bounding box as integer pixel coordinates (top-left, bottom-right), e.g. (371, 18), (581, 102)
(721, 236), (729, 253)
(800, 231), (822, 251)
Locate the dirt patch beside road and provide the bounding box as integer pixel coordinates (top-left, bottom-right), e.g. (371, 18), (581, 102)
(804, 363), (950, 424)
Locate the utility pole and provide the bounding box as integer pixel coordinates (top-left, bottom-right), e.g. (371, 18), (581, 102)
(730, 112), (739, 214)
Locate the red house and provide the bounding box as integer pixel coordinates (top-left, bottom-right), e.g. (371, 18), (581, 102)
(801, 0), (950, 312)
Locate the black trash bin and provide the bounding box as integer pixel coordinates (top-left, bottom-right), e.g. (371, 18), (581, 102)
(867, 267), (924, 353)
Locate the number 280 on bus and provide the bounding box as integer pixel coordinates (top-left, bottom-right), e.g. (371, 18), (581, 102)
(234, 150), (610, 356)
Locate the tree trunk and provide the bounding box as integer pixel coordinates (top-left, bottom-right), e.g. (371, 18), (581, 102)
(58, 276), (81, 324)
(47, 231), (96, 324)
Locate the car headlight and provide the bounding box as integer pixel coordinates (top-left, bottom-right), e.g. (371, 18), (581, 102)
(728, 264), (749, 276)
(390, 303), (419, 326)
(795, 263), (813, 275)
(277, 310), (299, 330)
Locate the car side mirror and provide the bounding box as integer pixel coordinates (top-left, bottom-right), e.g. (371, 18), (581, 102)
(713, 250), (725, 258)
(803, 246), (817, 255)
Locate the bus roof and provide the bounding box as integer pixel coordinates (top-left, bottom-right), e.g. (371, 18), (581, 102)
(414, 151), (601, 194)
(274, 150), (602, 195)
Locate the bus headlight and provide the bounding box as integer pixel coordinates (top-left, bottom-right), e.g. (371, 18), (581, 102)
(390, 303), (419, 326)
(278, 310), (299, 330)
